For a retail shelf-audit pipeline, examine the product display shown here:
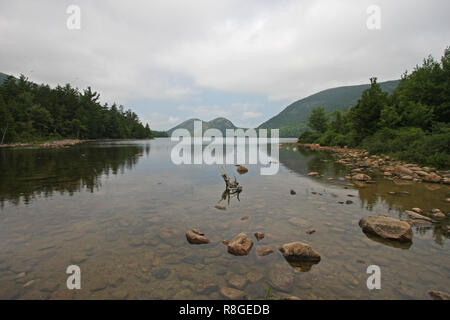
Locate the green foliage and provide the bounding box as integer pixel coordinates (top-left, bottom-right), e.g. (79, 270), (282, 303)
(0, 75), (153, 143)
(151, 130), (169, 137)
(258, 79), (399, 133)
(308, 107), (329, 133)
(298, 130), (321, 143)
(351, 77), (388, 143)
(298, 47), (450, 169)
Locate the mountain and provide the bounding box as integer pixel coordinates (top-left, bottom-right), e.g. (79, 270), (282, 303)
(258, 79), (400, 137)
(167, 117), (238, 136)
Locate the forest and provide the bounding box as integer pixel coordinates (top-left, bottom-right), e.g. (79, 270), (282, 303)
(299, 47), (450, 169)
(0, 75), (153, 144)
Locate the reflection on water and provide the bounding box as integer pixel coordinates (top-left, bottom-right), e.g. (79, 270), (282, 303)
(0, 139), (448, 300)
(0, 142), (147, 206)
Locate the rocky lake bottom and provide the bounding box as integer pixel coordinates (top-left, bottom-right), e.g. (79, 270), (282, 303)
(0, 138), (448, 299)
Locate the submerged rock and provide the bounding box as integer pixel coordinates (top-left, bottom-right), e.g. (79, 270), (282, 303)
(186, 229), (210, 245)
(268, 265), (295, 292)
(227, 274), (248, 289)
(404, 210), (432, 222)
(352, 174), (371, 181)
(278, 242), (321, 262)
(227, 233), (253, 256)
(256, 246), (274, 257)
(215, 205), (226, 210)
(359, 216), (413, 242)
(428, 290), (450, 300)
(290, 189), (296, 195)
(220, 287), (245, 300)
(254, 232), (265, 241)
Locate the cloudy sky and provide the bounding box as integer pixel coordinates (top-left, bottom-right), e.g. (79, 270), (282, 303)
(1, 0), (449, 130)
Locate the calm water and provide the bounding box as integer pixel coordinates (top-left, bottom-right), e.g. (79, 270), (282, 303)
(0, 138), (449, 300)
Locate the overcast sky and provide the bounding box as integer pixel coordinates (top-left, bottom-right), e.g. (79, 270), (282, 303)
(1, 0), (449, 130)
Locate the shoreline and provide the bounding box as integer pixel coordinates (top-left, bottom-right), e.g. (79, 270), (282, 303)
(0, 138), (157, 149)
(283, 142), (450, 185)
(0, 139), (88, 149)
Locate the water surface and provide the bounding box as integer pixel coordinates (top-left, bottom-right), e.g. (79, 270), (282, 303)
(0, 138), (448, 299)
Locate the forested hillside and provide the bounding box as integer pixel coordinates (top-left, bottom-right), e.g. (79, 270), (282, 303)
(299, 48), (450, 168)
(259, 80), (399, 137)
(0, 75), (152, 144)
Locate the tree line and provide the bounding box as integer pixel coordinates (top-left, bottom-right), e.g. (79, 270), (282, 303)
(0, 75), (153, 144)
(299, 47), (450, 168)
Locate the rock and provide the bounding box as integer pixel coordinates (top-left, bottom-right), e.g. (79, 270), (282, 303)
(220, 287), (245, 300)
(268, 266), (294, 292)
(240, 216), (249, 221)
(89, 277), (108, 292)
(401, 175), (413, 180)
(290, 189), (296, 195)
(236, 165), (248, 174)
(359, 216), (413, 242)
(14, 272), (26, 280)
(443, 178), (450, 185)
(352, 174), (371, 181)
(428, 290), (450, 300)
(346, 200), (353, 204)
(227, 233), (253, 256)
(423, 173), (441, 183)
(414, 170), (428, 177)
(186, 229), (210, 245)
(247, 271), (264, 283)
(431, 209), (446, 219)
(215, 205), (226, 210)
(411, 208), (423, 213)
(445, 198), (450, 203)
(71, 254), (88, 264)
(288, 217), (310, 228)
(227, 274), (248, 289)
(256, 246), (274, 257)
(306, 229), (316, 235)
(284, 295), (302, 300)
(191, 279), (218, 294)
(383, 172), (392, 177)
(153, 268), (171, 279)
(254, 232), (265, 241)
(278, 242), (321, 262)
(433, 212), (446, 219)
(394, 166), (414, 177)
(222, 240), (230, 245)
(23, 280), (35, 288)
(307, 172), (319, 177)
(404, 210), (432, 222)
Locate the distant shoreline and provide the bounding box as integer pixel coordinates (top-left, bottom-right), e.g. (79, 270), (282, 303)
(0, 138), (156, 149)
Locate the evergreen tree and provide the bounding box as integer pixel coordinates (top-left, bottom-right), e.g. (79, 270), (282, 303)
(308, 107), (329, 133)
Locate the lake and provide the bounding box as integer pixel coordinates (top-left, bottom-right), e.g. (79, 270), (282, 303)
(0, 138), (449, 299)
